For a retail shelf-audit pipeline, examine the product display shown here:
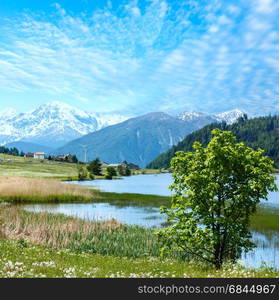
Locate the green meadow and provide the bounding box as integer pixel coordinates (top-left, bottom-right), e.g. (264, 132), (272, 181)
(1, 238), (278, 278)
(0, 154), (79, 179)
(0, 154), (278, 277)
(0, 207), (278, 278)
(0, 154), (162, 179)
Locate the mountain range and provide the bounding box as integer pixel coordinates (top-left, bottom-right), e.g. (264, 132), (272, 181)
(51, 108), (246, 167)
(0, 101), (246, 166)
(147, 115), (279, 169)
(0, 101), (128, 148)
(176, 109), (245, 126)
(52, 112), (200, 167)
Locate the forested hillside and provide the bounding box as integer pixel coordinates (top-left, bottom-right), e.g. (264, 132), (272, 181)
(147, 115), (279, 169)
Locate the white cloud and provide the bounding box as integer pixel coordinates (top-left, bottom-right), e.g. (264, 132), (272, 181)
(218, 15), (231, 25)
(255, 0), (274, 13)
(227, 5), (241, 15)
(0, 0), (278, 115)
(208, 25), (219, 33)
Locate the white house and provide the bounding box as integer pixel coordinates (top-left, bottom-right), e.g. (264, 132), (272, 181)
(34, 152), (45, 159)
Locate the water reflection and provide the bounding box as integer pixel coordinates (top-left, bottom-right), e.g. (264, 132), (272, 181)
(71, 173), (279, 206)
(24, 202), (279, 269)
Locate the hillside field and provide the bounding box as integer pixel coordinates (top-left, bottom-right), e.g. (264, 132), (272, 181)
(0, 154), (79, 179)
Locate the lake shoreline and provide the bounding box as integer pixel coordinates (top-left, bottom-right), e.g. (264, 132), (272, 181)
(1, 205), (279, 273)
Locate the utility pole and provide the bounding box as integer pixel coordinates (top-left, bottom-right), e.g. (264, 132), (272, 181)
(80, 145), (88, 163)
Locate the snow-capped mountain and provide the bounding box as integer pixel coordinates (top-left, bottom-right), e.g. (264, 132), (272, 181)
(214, 109), (246, 124)
(54, 112), (198, 167)
(177, 111), (218, 129)
(0, 102), (247, 156)
(0, 108), (19, 120)
(0, 101), (129, 148)
(177, 109), (246, 125)
(177, 111), (208, 121)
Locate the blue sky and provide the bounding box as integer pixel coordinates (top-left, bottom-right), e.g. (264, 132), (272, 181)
(0, 0), (279, 115)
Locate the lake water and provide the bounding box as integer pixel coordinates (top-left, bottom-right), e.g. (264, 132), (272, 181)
(75, 173), (173, 196)
(72, 173), (279, 206)
(24, 173), (279, 269)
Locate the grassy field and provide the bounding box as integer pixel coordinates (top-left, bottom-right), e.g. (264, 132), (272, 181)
(0, 204), (278, 259)
(133, 168), (169, 175)
(1, 238), (278, 278)
(0, 154), (278, 277)
(0, 154), (164, 179)
(0, 174), (278, 232)
(250, 205), (279, 232)
(92, 190), (171, 207)
(0, 176), (92, 203)
(0, 206), (170, 259)
(0, 154), (80, 179)
(0, 207), (278, 278)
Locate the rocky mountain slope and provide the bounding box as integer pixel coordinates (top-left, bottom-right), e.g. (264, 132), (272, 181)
(52, 112), (199, 167)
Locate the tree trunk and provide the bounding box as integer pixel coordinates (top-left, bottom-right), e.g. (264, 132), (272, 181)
(214, 247), (222, 269)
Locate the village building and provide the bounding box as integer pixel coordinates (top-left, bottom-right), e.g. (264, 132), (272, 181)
(106, 162), (140, 169)
(24, 152), (34, 158)
(33, 152), (45, 159)
(127, 162), (140, 170)
(107, 163), (126, 168)
(56, 154), (70, 160)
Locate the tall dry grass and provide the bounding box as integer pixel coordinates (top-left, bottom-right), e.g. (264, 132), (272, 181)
(0, 206), (124, 249)
(0, 206), (166, 259)
(0, 176), (91, 198)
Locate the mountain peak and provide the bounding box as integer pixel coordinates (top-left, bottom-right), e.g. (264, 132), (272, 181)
(0, 107), (19, 120)
(139, 112), (175, 120)
(214, 109), (246, 124)
(34, 101), (85, 115)
(177, 108), (246, 125)
(177, 111), (207, 121)
(0, 102), (128, 148)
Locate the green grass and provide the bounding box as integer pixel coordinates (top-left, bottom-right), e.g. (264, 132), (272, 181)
(0, 154), (80, 179)
(0, 155), (278, 277)
(1, 187), (278, 233)
(0, 205), (277, 262)
(0, 205), (278, 278)
(0, 207), (180, 260)
(0, 154), (164, 179)
(0, 189), (171, 207)
(92, 190), (171, 207)
(0, 194), (92, 204)
(0, 238), (278, 278)
(133, 168), (169, 175)
(0, 154), (122, 179)
(251, 206), (279, 232)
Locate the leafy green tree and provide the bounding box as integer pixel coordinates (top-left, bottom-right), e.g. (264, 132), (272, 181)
(124, 167), (131, 176)
(157, 129), (278, 269)
(117, 165), (125, 176)
(11, 147), (19, 156)
(77, 165), (88, 181)
(87, 158), (102, 176)
(71, 155), (79, 164)
(105, 166), (117, 179)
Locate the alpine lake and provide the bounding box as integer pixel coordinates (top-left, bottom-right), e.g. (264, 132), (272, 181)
(24, 173), (279, 269)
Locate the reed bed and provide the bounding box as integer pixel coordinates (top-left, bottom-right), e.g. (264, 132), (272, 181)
(0, 206), (172, 259)
(0, 177), (92, 202)
(0, 207), (278, 277)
